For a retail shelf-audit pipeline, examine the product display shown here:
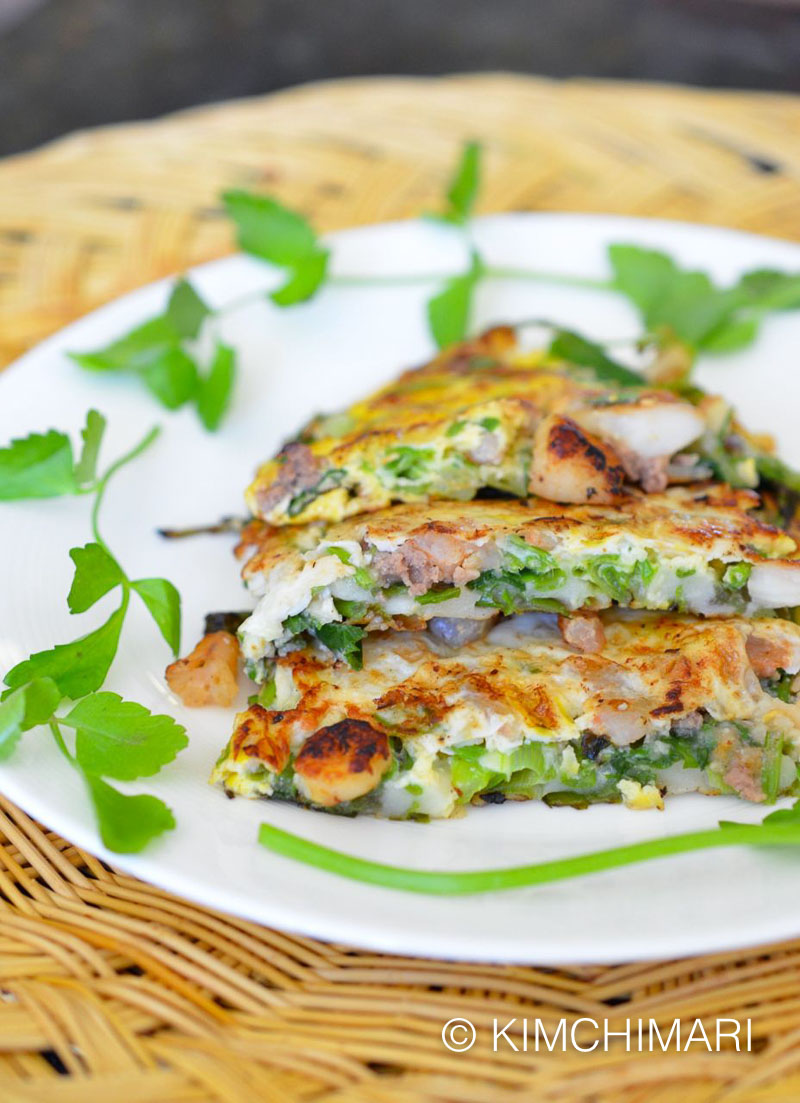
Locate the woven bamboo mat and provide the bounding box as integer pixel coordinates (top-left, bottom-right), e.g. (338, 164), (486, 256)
(2, 73), (800, 1101)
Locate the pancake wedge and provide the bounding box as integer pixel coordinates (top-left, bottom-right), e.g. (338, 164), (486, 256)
(246, 327), (713, 524)
(235, 485), (800, 676)
(211, 613), (800, 818)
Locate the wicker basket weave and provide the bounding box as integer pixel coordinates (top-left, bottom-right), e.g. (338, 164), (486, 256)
(2, 74), (800, 1101)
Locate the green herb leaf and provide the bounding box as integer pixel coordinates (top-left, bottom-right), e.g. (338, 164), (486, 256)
(427, 251), (484, 348)
(733, 270), (800, 313)
(139, 346), (199, 410)
(70, 317), (178, 373)
(699, 317), (759, 354)
(222, 189), (318, 266)
(435, 140), (482, 225)
(20, 677), (62, 729)
(548, 328), (644, 386)
(197, 341), (236, 431)
(605, 244), (796, 357)
(0, 690), (25, 761)
(0, 429), (76, 500)
(167, 278), (210, 339)
(67, 543), (125, 614)
(65, 691), (188, 779)
(608, 244), (735, 347)
(270, 248), (330, 306)
(82, 772), (176, 853)
(73, 410), (106, 487)
(609, 244), (677, 318)
(131, 578), (181, 655)
(0, 678), (62, 761)
(258, 801), (800, 896)
(71, 317), (199, 411)
(4, 605), (125, 699)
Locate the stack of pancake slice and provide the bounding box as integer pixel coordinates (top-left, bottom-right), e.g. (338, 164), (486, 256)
(210, 326), (800, 818)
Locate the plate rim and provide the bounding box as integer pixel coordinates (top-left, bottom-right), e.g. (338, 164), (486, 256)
(4, 209), (800, 964)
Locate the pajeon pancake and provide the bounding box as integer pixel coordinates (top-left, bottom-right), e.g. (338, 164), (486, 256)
(211, 613), (800, 818)
(235, 485), (800, 676)
(246, 326), (713, 525)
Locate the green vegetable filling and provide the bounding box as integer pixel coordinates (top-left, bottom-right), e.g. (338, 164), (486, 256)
(763, 670), (795, 703)
(281, 612), (365, 669)
(723, 562), (752, 591)
(439, 722), (788, 810)
(381, 446), (435, 484)
(415, 585), (462, 606)
(287, 468), (346, 517)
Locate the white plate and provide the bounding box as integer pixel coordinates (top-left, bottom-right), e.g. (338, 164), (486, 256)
(3, 213), (800, 965)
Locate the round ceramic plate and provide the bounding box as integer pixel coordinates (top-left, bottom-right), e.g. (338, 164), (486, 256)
(2, 213), (800, 965)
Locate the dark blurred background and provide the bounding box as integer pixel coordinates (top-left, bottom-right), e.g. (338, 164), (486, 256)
(1, 0), (798, 157)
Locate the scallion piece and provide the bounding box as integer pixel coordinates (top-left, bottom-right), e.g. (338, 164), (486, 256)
(415, 585), (461, 605)
(258, 807), (800, 896)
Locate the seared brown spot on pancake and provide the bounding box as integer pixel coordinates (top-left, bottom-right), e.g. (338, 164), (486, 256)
(529, 414), (627, 505)
(294, 720), (392, 807)
(548, 419), (613, 470)
(651, 703), (684, 717)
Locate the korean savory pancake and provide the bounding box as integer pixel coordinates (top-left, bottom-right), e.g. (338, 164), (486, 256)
(211, 612), (800, 818)
(235, 485), (800, 675)
(246, 326), (715, 525)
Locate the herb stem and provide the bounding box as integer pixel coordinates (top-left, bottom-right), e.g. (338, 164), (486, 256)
(209, 288), (270, 317)
(49, 720), (74, 764)
(258, 818), (800, 896)
(329, 268), (616, 292)
(210, 267), (616, 314)
(91, 426), (160, 549)
(484, 267), (614, 292)
(329, 272), (452, 287)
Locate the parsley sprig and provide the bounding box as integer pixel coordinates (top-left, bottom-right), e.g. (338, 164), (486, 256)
(428, 139), (482, 226)
(1, 414), (187, 853)
(214, 142), (800, 360)
(608, 245), (800, 353)
(0, 408), (106, 500)
(427, 249), (485, 348)
(70, 280), (236, 433)
(221, 189), (331, 305)
(68, 140), (800, 428)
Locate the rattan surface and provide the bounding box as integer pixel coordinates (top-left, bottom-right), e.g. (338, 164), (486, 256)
(2, 74), (800, 1101)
